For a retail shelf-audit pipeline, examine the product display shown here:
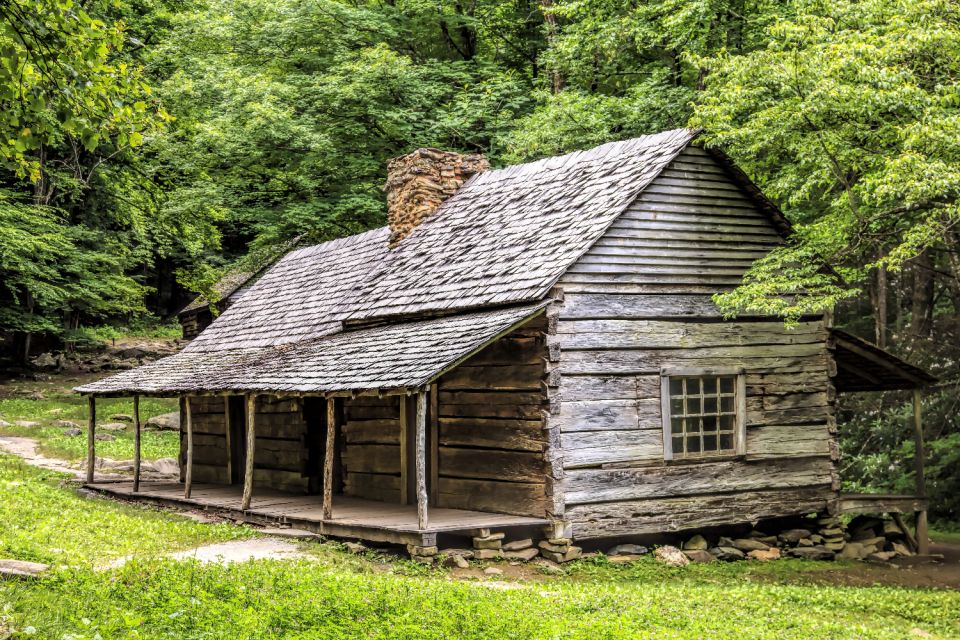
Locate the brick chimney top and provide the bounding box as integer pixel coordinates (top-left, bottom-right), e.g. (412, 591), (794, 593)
(384, 148), (489, 246)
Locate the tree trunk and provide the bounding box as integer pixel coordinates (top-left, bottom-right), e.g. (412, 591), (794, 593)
(871, 264), (888, 348)
(910, 250), (935, 339)
(540, 0), (563, 92)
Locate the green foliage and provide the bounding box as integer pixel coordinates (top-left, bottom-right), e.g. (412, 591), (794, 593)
(0, 453), (252, 566)
(0, 0), (164, 180)
(839, 388), (960, 523)
(692, 0), (960, 319)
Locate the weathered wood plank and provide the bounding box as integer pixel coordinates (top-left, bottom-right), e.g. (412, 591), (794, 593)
(437, 478), (546, 517)
(438, 365), (543, 391)
(438, 447), (543, 483)
(561, 429), (663, 468)
(746, 423), (834, 460)
(343, 420), (401, 444)
(567, 487), (832, 538)
(555, 320), (826, 350)
(191, 463), (229, 485)
(551, 399), (640, 432)
(560, 293), (723, 319)
(438, 417), (544, 452)
(459, 336), (543, 366)
(252, 468), (308, 494)
(559, 345), (826, 375)
(342, 444), (401, 475)
(563, 457), (834, 505)
(344, 472), (401, 503)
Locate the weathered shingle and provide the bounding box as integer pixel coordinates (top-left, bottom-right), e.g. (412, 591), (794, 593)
(75, 302), (546, 394)
(341, 129), (696, 320)
(184, 228), (390, 353)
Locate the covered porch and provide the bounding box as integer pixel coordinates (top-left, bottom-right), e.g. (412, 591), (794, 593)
(829, 329), (938, 555)
(85, 480), (548, 546)
(76, 302), (554, 549)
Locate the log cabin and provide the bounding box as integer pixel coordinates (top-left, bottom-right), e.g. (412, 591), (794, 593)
(76, 129), (936, 557)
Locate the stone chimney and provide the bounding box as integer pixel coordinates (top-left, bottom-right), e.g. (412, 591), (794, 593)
(384, 148), (489, 245)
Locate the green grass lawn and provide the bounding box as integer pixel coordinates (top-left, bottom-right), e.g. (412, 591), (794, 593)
(0, 451), (958, 639)
(0, 380), (180, 461)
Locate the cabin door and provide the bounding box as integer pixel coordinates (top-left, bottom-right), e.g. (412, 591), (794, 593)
(227, 396), (246, 485)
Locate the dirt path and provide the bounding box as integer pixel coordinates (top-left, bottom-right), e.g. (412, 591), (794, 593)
(0, 435), (178, 483)
(0, 435), (89, 478)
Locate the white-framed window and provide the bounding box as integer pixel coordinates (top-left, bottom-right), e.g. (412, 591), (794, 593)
(660, 367), (746, 461)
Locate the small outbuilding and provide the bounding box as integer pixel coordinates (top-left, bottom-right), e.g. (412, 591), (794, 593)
(76, 129), (935, 556)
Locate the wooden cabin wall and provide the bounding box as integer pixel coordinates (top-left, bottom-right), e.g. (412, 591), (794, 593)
(434, 318), (549, 517)
(180, 396), (228, 483)
(553, 146), (838, 539)
(341, 395), (402, 502)
(178, 395), (312, 493)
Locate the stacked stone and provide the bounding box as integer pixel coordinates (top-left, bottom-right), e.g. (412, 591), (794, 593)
(816, 514), (847, 552)
(839, 516), (915, 561)
(472, 530), (504, 560)
(407, 544), (439, 564)
(384, 148), (489, 245)
(502, 538), (539, 562)
(538, 537), (582, 563)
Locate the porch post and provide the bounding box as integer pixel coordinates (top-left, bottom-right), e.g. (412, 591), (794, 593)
(184, 396), (194, 498)
(241, 394), (256, 510)
(415, 389), (428, 530)
(86, 395), (96, 483)
(322, 397), (336, 519)
(913, 389), (930, 554)
(133, 395), (141, 493)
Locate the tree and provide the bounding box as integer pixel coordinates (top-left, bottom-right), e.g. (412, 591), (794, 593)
(690, 0), (960, 324)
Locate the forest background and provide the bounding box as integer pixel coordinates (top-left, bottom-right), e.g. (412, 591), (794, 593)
(1, 0), (958, 523)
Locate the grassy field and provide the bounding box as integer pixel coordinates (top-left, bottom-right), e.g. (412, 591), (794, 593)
(0, 452), (958, 639)
(0, 378), (180, 461)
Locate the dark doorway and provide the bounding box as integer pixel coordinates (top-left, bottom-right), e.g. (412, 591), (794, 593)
(227, 396), (246, 485)
(304, 397), (337, 495)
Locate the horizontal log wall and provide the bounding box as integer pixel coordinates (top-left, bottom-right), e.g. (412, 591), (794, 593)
(554, 146), (838, 539)
(179, 395), (312, 493)
(342, 395), (402, 502)
(435, 317), (549, 517)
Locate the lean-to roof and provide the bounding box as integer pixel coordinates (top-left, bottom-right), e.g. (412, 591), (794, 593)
(75, 302), (546, 395)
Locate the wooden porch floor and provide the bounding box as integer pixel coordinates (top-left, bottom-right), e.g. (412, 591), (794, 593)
(86, 480), (548, 546)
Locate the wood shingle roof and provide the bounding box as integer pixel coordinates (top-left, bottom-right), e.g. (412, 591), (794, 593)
(77, 129), (699, 396)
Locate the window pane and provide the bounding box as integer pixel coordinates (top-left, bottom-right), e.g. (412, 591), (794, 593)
(687, 435), (701, 453)
(686, 396), (701, 415)
(670, 378), (683, 395)
(686, 378), (700, 395)
(702, 415), (717, 432)
(672, 436), (684, 454)
(720, 396), (734, 413)
(671, 417), (684, 434)
(702, 377), (717, 394)
(719, 414), (734, 430)
(703, 396), (717, 413)
(719, 433), (733, 451)
(720, 377), (734, 393)
(671, 397), (684, 415)
(703, 434), (717, 451)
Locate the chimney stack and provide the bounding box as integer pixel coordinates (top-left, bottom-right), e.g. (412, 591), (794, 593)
(384, 148), (489, 245)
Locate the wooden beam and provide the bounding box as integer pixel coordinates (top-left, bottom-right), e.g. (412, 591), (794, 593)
(183, 396), (194, 498)
(399, 397), (409, 505)
(323, 397), (336, 520)
(86, 396), (96, 483)
(224, 395), (232, 483)
(835, 337), (929, 387)
(133, 396), (141, 493)
(913, 389), (930, 554)
(429, 382), (439, 506)
(241, 394), (256, 510)
(415, 389), (428, 530)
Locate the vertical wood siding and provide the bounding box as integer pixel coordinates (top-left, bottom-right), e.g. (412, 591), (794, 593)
(555, 146), (838, 539)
